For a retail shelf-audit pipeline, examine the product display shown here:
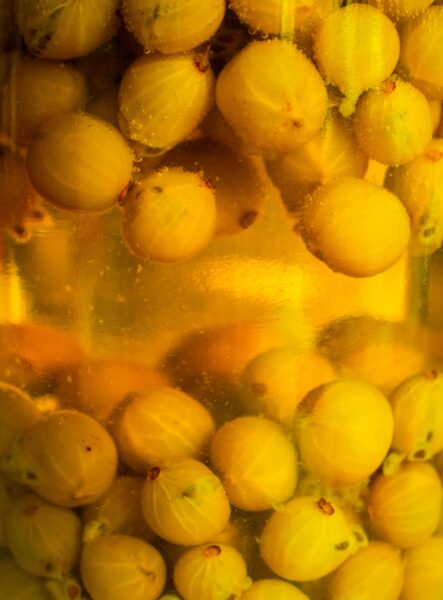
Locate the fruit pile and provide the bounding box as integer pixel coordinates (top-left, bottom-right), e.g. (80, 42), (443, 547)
(1, 0), (443, 599)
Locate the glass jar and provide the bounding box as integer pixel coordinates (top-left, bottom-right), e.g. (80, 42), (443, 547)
(1, 1), (443, 599)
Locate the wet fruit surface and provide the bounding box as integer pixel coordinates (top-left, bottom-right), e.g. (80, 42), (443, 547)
(1, 2), (443, 598)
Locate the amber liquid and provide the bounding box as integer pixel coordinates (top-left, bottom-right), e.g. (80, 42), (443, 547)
(1, 5), (443, 599)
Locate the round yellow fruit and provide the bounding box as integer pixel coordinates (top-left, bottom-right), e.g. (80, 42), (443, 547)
(26, 112), (133, 212)
(112, 386), (215, 472)
(295, 379), (393, 487)
(385, 139), (443, 257)
(81, 534), (166, 600)
(353, 78), (433, 166)
(122, 0), (225, 54)
(118, 52), (214, 153)
(216, 39), (328, 153)
(141, 458), (230, 545)
(402, 536), (443, 600)
(260, 495), (362, 581)
(240, 578), (309, 600)
(299, 177), (410, 277)
(210, 416), (298, 511)
(328, 541), (404, 600)
(1, 409), (118, 507)
(368, 462), (443, 549)
(6, 493), (82, 578)
(390, 370), (443, 461)
(173, 543), (251, 600)
(15, 0), (118, 60)
(121, 167), (217, 263)
(400, 6), (443, 100)
(314, 4), (400, 116)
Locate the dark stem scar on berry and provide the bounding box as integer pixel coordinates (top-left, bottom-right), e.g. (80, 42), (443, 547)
(13, 225), (26, 238)
(194, 55), (209, 73)
(181, 486), (194, 499)
(240, 210), (258, 229)
(26, 470), (38, 481)
(118, 181), (133, 206)
(250, 382), (267, 397)
(335, 540), (350, 551)
(427, 431), (434, 441)
(32, 32), (53, 55)
(31, 210), (45, 221)
(426, 150), (443, 162)
(98, 521), (109, 534)
(67, 585), (80, 599)
(318, 497), (335, 515)
(292, 119), (304, 128)
(152, 186), (163, 193)
(423, 226), (436, 238)
(148, 466), (161, 481)
(203, 177), (215, 190)
(426, 369), (438, 380)
(141, 569), (156, 581)
(204, 545), (221, 557)
(85, 445), (92, 452)
(413, 449), (427, 460)
(24, 504), (39, 516)
(45, 562), (55, 574)
(30, 1), (66, 53)
(382, 80), (396, 94)
(353, 530), (364, 543)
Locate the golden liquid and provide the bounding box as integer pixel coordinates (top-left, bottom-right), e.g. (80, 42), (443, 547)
(1, 3), (443, 600)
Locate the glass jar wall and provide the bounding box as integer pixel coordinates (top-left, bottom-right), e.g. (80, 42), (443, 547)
(1, 1), (443, 599)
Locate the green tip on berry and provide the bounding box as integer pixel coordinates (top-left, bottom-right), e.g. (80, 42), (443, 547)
(45, 575), (86, 600)
(339, 94), (358, 118)
(82, 518), (110, 543)
(382, 451), (405, 477)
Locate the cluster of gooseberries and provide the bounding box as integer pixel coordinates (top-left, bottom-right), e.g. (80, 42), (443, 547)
(1, 317), (443, 599)
(2, 0), (443, 599)
(1, 0), (443, 270)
